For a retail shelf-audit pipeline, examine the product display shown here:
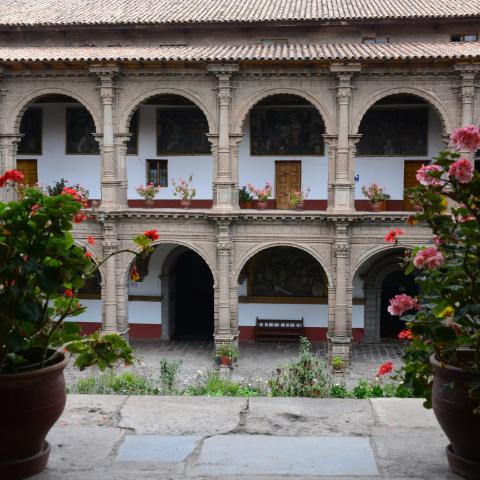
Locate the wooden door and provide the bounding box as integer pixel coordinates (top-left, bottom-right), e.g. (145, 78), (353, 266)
(403, 160), (426, 210)
(16, 159), (38, 186)
(275, 161), (301, 209)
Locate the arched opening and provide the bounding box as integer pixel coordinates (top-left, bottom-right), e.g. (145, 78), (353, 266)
(355, 94), (444, 212)
(353, 248), (417, 342)
(238, 94), (327, 210)
(380, 270), (418, 339)
(125, 94), (212, 208)
(237, 246), (328, 341)
(16, 94), (100, 199)
(127, 243), (214, 340)
(173, 251), (214, 340)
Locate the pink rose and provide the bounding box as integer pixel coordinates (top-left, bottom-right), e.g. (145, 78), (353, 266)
(387, 294), (418, 316)
(416, 164), (443, 186)
(413, 246), (445, 270)
(450, 125), (480, 152)
(448, 158), (474, 184)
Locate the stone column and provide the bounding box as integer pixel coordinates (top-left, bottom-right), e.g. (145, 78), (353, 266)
(101, 220), (119, 334)
(116, 251), (130, 336)
(91, 66), (121, 209)
(329, 222), (352, 363)
(456, 66), (477, 164)
(208, 64), (239, 212)
(114, 133), (130, 208)
(328, 65), (361, 212)
(215, 219), (236, 346)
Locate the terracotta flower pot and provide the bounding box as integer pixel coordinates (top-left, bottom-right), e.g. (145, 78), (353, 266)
(370, 202), (382, 212)
(0, 352), (68, 480)
(294, 202), (304, 211)
(430, 354), (480, 480)
(180, 199), (191, 209)
(144, 199), (155, 208)
(240, 201), (252, 209)
(257, 201), (268, 210)
(220, 355), (232, 367)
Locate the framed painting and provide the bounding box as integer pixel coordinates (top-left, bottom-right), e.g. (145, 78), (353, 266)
(247, 247), (327, 299)
(66, 106), (99, 155)
(357, 108), (428, 156)
(250, 106), (325, 156)
(18, 107), (42, 155)
(156, 108), (210, 155)
(127, 109), (139, 155)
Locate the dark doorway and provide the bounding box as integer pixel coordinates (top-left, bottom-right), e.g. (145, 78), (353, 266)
(173, 251), (214, 340)
(380, 270), (418, 339)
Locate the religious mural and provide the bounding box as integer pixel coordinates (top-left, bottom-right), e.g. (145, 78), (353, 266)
(250, 107), (325, 156)
(66, 107), (99, 154)
(357, 108), (428, 156)
(156, 108), (210, 155)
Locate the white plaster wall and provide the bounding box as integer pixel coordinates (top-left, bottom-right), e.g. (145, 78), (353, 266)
(352, 305), (364, 328)
(238, 303), (328, 328)
(18, 103), (101, 198)
(238, 116), (328, 198)
(355, 107), (444, 200)
(128, 301), (161, 324)
(73, 299), (101, 323)
(127, 106), (213, 199)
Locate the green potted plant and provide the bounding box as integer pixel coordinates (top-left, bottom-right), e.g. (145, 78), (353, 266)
(361, 183), (390, 212)
(172, 175), (196, 209)
(215, 344), (239, 368)
(0, 170), (156, 479)
(239, 186), (254, 209)
(136, 182), (161, 207)
(386, 125), (480, 480)
(290, 187), (310, 210)
(332, 355), (345, 373)
(246, 182), (272, 210)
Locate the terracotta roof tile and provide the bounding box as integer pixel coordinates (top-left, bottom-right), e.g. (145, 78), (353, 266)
(0, 0), (479, 26)
(0, 42), (479, 63)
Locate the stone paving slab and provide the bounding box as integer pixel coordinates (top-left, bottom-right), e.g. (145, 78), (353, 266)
(189, 435), (379, 476)
(370, 398), (438, 427)
(119, 396), (247, 434)
(246, 397), (374, 436)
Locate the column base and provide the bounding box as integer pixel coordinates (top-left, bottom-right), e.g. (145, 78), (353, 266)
(327, 335), (352, 365)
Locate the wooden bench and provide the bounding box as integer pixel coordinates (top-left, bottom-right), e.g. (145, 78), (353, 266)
(255, 317), (305, 342)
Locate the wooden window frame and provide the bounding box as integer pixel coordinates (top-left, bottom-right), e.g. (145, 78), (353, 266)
(146, 159), (168, 187)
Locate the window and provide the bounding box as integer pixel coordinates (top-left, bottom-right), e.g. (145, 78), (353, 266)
(451, 34), (478, 42)
(362, 37), (389, 44)
(18, 108), (42, 155)
(147, 159), (168, 187)
(260, 39), (289, 46)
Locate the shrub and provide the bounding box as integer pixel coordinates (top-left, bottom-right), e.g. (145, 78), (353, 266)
(159, 358), (181, 394)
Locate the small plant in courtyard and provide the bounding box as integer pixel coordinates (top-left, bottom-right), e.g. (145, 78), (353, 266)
(136, 183), (161, 201)
(361, 183), (390, 203)
(246, 182), (272, 202)
(332, 355), (345, 370)
(159, 357), (181, 394)
(172, 175), (196, 200)
(269, 337), (332, 397)
(215, 343), (239, 367)
(185, 370), (262, 397)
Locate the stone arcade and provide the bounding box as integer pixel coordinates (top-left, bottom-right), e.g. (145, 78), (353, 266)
(1, 0), (480, 362)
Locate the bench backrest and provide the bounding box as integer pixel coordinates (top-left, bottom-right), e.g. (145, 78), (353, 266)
(256, 318), (304, 328)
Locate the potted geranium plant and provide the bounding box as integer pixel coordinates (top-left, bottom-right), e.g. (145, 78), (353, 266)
(239, 186), (254, 209)
(246, 182), (272, 210)
(215, 344), (239, 368)
(290, 187), (310, 210)
(0, 170), (156, 479)
(385, 125), (480, 480)
(136, 183), (161, 207)
(361, 183), (390, 212)
(172, 175), (196, 209)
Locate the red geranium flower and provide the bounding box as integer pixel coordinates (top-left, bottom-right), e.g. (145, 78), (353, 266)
(385, 228), (404, 244)
(87, 236), (96, 246)
(398, 329), (413, 340)
(85, 251), (93, 259)
(0, 169), (25, 187)
(377, 361), (393, 377)
(143, 229), (160, 241)
(64, 289), (74, 298)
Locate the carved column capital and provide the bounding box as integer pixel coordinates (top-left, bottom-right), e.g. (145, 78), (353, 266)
(333, 243), (350, 258)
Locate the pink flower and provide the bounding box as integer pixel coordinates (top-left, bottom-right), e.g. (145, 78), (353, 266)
(416, 164), (443, 186)
(448, 158), (474, 184)
(413, 246), (445, 270)
(450, 125), (480, 152)
(388, 294), (418, 316)
(432, 235), (442, 246)
(377, 362), (393, 377)
(385, 228), (404, 243)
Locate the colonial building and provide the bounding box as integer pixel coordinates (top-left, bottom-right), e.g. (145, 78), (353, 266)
(1, 0), (479, 361)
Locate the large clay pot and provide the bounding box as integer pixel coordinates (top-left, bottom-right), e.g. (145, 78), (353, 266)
(294, 202), (304, 211)
(144, 199), (155, 208)
(240, 201), (252, 209)
(430, 354), (480, 480)
(257, 201), (268, 210)
(0, 351), (68, 480)
(370, 202), (382, 212)
(220, 356), (232, 367)
(180, 199), (191, 209)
